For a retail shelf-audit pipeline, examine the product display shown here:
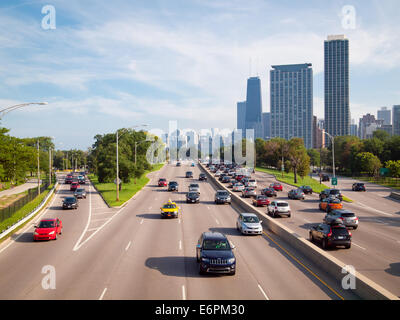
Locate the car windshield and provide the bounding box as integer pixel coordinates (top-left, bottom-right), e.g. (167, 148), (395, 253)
(217, 191), (228, 196)
(190, 184), (199, 188)
(163, 204), (176, 209)
(243, 216), (259, 223)
(277, 203), (288, 207)
(159, 179), (166, 181)
(64, 197), (76, 203)
(188, 192), (198, 197)
(38, 221), (55, 228)
(330, 190), (340, 195)
(76, 189), (84, 193)
(203, 239), (230, 250)
(257, 196), (267, 200)
(169, 182), (178, 185)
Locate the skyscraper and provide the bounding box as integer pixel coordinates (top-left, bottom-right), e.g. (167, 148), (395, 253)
(270, 63), (313, 149)
(262, 112), (271, 140)
(245, 77), (263, 139)
(377, 107), (391, 125)
(324, 35), (350, 138)
(236, 101), (246, 134)
(393, 105), (400, 136)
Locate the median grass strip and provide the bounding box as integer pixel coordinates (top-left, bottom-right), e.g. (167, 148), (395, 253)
(256, 167), (353, 203)
(0, 184), (54, 235)
(89, 163), (165, 207)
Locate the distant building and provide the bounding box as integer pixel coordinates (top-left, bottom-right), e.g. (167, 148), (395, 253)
(393, 105), (400, 136)
(245, 77), (263, 139)
(236, 101), (246, 134)
(359, 114), (383, 139)
(313, 116), (325, 149)
(377, 107), (391, 125)
(350, 124), (358, 137)
(270, 63), (313, 149)
(324, 35), (350, 138)
(262, 112), (271, 140)
(380, 124), (393, 137)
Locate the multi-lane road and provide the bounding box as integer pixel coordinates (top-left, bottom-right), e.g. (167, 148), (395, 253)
(0, 163), (364, 300)
(233, 170), (400, 297)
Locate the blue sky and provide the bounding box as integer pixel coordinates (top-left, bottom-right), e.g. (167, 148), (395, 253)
(0, 0), (399, 149)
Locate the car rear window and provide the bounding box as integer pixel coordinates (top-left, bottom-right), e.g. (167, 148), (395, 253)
(332, 227), (349, 236)
(217, 191), (228, 196)
(330, 190), (340, 195)
(329, 199), (341, 204)
(277, 203), (288, 207)
(341, 213), (355, 218)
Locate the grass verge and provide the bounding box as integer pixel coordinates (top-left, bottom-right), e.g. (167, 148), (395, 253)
(256, 167), (353, 203)
(0, 183), (55, 237)
(89, 163), (165, 207)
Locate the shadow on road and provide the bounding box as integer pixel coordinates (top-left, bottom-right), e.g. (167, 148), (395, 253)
(136, 213), (161, 220)
(385, 263), (400, 277)
(208, 227), (241, 237)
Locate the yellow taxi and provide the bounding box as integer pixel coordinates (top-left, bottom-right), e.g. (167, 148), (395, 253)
(160, 199), (180, 219)
(319, 197), (343, 213)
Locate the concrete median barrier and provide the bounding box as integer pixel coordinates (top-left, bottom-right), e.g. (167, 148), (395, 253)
(389, 192), (400, 201)
(199, 163), (398, 300)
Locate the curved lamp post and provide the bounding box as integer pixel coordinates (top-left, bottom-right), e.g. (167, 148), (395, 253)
(0, 102), (48, 117)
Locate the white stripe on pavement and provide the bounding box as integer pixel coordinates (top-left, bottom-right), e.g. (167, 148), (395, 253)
(258, 284), (270, 300)
(125, 241), (132, 251)
(99, 288), (107, 300)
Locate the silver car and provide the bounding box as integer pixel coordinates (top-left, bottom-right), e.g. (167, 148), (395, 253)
(237, 213), (263, 235)
(189, 183), (200, 194)
(267, 200), (291, 218)
(324, 209), (359, 229)
(74, 188), (87, 199)
(241, 187), (257, 198)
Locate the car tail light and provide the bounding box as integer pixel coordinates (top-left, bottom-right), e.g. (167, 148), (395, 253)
(327, 229), (332, 238)
(355, 217), (358, 221)
(339, 217), (344, 220)
(348, 231), (352, 237)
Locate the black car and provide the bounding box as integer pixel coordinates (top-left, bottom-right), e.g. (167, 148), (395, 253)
(199, 173), (207, 181)
(321, 174), (330, 182)
(299, 185), (313, 194)
(64, 176), (73, 184)
(176, 162), (181, 167)
(352, 183), (366, 192)
(218, 174), (228, 182)
(215, 190), (231, 204)
(319, 189), (343, 201)
(196, 232), (236, 275)
(261, 187), (277, 197)
(186, 192), (200, 203)
(62, 197), (78, 210)
(309, 222), (351, 249)
(168, 181), (179, 191)
(185, 171), (193, 178)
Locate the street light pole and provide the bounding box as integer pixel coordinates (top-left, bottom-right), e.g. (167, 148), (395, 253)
(0, 102), (48, 117)
(37, 140), (40, 195)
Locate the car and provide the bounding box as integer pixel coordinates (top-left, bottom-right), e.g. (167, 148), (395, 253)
(270, 183), (283, 192)
(324, 209), (359, 229)
(241, 187), (257, 198)
(70, 182), (80, 191)
(236, 213), (263, 235)
(246, 179), (257, 188)
(288, 189), (305, 200)
(78, 175), (86, 184)
(74, 188), (87, 199)
(62, 196), (78, 210)
(352, 183), (366, 192)
(196, 232), (236, 275)
(158, 178), (167, 187)
(186, 192), (200, 203)
(319, 197), (343, 212)
(214, 190), (231, 204)
(168, 181), (179, 191)
(319, 189), (343, 201)
(309, 222), (352, 249)
(214, 170), (222, 177)
(186, 171), (193, 178)
(160, 199), (180, 218)
(34, 218), (62, 241)
(252, 195), (270, 207)
(199, 173), (207, 181)
(261, 187), (277, 197)
(232, 183), (245, 192)
(321, 174), (330, 182)
(176, 162), (181, 167)
(64, 175), (73, 184)
(191, 162), (195, 167)
(221, 176), (231, 183)
(267, 200), (291, 218)
(235, 175), (244, 182)
(218, 173), (228, 181)
(189, 183), (200, 193)
(299, 185), (313, 195)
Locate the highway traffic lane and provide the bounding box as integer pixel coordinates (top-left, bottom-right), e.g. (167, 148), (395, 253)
(0, 180), (95, 299)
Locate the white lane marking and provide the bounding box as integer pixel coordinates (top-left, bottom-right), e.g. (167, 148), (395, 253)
(125, 241), (132, 251)
(303, 219), (311, 224)
(148, 206), (152, 210)
(182, 285), (186, 300)
(87, 228), (99, 232)
(178, 218), (181, 224)
(99, 288), (107, 300)
(73, 184), (93, 251)
(258, 284), (270, 300)
(179, 240), (182, 250)
(215, 218), (220, 225)
(352, 242), (366, 251)
(355, 202), (393, 217)
(140, 219), (144, 225)
(207, 206), (210, 210)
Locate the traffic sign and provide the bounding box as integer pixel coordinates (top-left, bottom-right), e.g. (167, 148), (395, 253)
(332, 177), (338, 186)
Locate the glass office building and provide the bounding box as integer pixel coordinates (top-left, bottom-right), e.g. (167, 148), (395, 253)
(324, 35), (350, 138)
(245, 77), (263, 139)
(270, 63), (313, 149)
(236, 101), (246, 135)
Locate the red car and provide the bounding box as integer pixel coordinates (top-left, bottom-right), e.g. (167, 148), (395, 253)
(33, 218), (62, 241)
(70, 182), (80, 191)
(236, 175), (244, 182)
(270, 183), (283, 192)
(158, 178), (167, 187)
(252, 195), (270, 207)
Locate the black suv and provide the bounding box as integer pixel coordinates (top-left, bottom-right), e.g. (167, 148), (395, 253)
(319, 189), (343, 201)
(309, 222), (351, 249)
(186, 192), (200, 203)
(196, 232), (236, 275)
(168, 181), (179, 191)
(352, 183), (366, 192)
(321, 174), (330, 182)
(214, 190), (231, 204)
(299, 185), (313, 195)
(62, 197), (78, 210)
(199, 173), (207, 181)
(185, 171), (193, 178)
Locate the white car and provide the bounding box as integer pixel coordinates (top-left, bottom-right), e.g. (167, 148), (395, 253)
(189, 183), (200, 194)
(246, 179), (257, 188)
(214, 170), (222, 177)
(267, 200), (291, 218)
(237, 213), (263, 235)
(233, 183), (245, 192)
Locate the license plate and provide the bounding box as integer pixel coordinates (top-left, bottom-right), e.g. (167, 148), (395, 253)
(338, 236), (344, 239)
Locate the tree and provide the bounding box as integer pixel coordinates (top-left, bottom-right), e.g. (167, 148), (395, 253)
(355, 152), (382, 177)
(287, 138), (309, 183)
(307, 149), (320, 168)
(385, 160), (400, 178)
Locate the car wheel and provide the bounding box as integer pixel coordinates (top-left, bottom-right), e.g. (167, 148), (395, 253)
(345, 244), (351, 249)
(322, 239), (327, 250)
(309, 232), (314, 242)
(229, 270), (236, 276)
(353, 226), (358, 230)
(288, 214), (291, 218)
(199, 265), (206, 275)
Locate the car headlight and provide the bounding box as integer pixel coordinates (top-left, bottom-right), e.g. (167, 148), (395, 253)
(227, 258), (236, 264)
(201, 258), (210, 263)
(34, 232), (39, 235)
(174, 211), (178, 214)
(49, 231), (55, 235)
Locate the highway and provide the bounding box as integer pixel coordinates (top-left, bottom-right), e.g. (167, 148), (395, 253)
(0, 163), (361, 300)
(230, 169), (400, 297)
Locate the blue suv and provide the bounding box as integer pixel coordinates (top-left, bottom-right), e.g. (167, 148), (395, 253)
(196, 232), (236, 275)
